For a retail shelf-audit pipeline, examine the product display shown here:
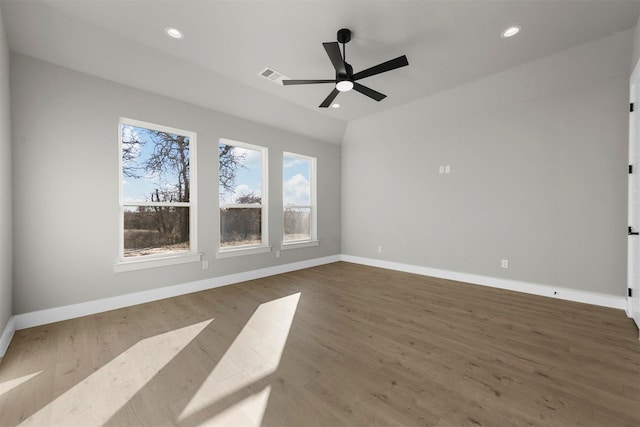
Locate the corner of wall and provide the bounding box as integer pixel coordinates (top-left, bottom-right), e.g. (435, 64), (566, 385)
(0, 316), (15, 358)
(0, 0), (15, 357)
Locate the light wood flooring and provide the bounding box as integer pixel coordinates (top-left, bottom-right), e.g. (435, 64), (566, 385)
(0, 262), (639, 426)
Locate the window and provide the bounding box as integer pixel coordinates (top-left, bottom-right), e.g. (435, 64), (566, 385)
(283, 152), (317, 246)
(117, 118), (198, 270)
(218, 138), (269, 255)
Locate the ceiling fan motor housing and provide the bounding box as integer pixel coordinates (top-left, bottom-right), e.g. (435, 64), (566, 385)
(337, 28), (351, 44)
(338, 63), (354, 81)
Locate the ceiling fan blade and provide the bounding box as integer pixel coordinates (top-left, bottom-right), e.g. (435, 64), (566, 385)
(353, 83), (386, 102)
(323, 42), (346, 75)
(352, 55), (409, 81)
(319, 88), (340, 108)
(282, 79), (337, 85)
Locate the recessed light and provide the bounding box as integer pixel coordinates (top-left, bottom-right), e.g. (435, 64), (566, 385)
(164, 27), (184, 39)
(501, 26), (521, 38)
(331, 103), (340, 109)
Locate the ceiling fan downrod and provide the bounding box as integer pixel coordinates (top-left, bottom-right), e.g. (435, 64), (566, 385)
(337, 28), (351, 63)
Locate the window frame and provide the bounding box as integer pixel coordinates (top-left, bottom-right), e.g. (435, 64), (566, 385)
(115, 117), (200, 272)
(282, 151), (318, 250)
(217, 138), (270, 258)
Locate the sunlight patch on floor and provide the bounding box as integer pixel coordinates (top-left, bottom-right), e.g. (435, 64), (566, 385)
(0, 370), (43, 397)
(179, 292), (301, 426)
(22, 319), (212, 426)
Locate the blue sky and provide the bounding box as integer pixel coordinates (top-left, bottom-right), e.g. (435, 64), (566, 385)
(219, 145), (263, 205)
(219, 146), (311, 206)
(121, 124), (189, 203)
(283, 155), (310, 206)
(122, 127), (310, 206)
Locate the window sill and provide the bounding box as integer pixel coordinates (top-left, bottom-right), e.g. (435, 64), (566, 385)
(114, 252), (202, 273)
(281, 240), (319, 251)
(216, 245), (272, 259)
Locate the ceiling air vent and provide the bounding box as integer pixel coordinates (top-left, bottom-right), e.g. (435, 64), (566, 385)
(258, 67), (290, 85)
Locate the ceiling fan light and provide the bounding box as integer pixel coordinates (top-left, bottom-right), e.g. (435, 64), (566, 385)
(336, 80), (354, 92)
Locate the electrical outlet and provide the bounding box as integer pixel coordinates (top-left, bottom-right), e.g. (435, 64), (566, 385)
(445, 165), (451, 174)
(501, 259), (509, 269)
(438, 166), (445, 174)
(202, 260), (209, 270)
(378, 246), (383, 253)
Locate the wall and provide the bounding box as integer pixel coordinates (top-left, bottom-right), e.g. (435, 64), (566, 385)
(342, 30), (633, 296)
(0, 4), (13, 339)
(10, 53), (341, 314)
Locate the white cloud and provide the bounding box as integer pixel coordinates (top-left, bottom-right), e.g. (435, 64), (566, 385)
(283, 157), (306, 169)
(121, 125), (137, 143)
(121, 126), (141, 156)
(232, 146), (261, 168)
(220, 183), (262, 204)
(235, 184), (251, 196)
(122, 195), (146, 204)
(283, 174), (310, 206)
(143, 170), (159, 181)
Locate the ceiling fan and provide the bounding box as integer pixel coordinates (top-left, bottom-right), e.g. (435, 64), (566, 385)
(283, 28), (409, 108)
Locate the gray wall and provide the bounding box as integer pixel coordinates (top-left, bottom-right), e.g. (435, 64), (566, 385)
(342, 30), (632, 296)
(0, 4), (13, 334)
(10, 53), (341, 314)
(633, 15), (640, 71)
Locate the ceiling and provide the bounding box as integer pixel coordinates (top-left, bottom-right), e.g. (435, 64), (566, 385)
(2, 0), (640, 143)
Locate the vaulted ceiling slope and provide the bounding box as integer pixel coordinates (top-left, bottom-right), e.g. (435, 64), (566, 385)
(2, 0), (639, 144)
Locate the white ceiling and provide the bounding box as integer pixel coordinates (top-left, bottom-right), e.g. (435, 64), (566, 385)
(2, 0), (640, 143)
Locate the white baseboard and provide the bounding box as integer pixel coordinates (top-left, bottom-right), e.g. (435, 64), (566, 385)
(11, 255), (341, 333)
(2, 253), (627, 358)
(0, 315), (16, 358)
(340, 255), (626, 310)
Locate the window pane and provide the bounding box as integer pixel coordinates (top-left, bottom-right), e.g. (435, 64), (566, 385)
(219, 143), (262, 205)
(220, 207), (262, 247)
(283, 155), (310, 206)
(122, 125), (190, 203)
(124, 206), (189, 257)
(284, 207), (311, 241)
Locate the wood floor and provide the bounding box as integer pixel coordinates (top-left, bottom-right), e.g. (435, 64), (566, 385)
(0, 262), (639, 426)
